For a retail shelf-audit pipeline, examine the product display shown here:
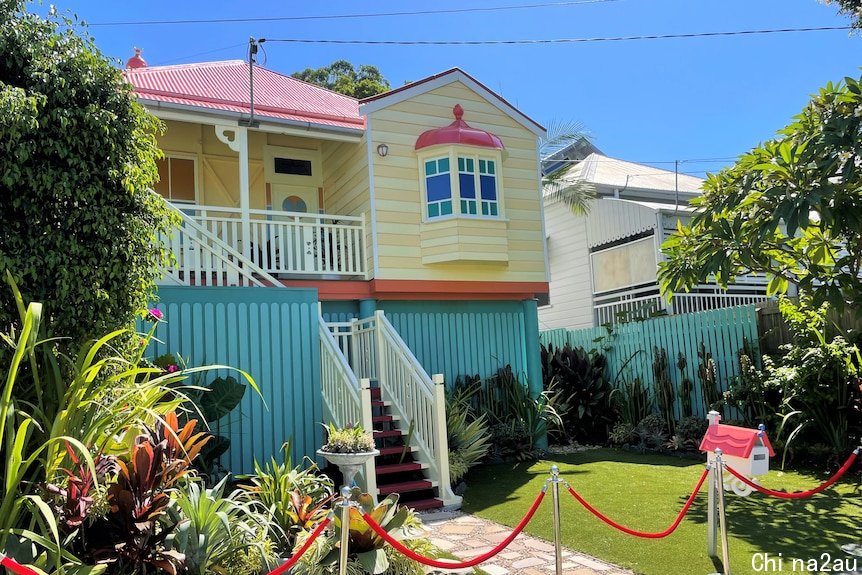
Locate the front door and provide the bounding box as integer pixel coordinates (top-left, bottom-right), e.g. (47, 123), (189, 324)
(265, 146), (323, 272)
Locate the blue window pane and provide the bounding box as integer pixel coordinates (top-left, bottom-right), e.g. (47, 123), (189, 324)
(487, 160), (495, 175)
(458, 157), (465, 171)
(428, 203), (440, 218)
(479, 159), (487, 173)
(425, 161), (437, 176)
(427, 174), (452, 202)
(466, 158), (475, 172)
(480, 175), (497, 200)
(440, 200), (453, 216)
(490, 203), (498, 216)
(459, 173), (476, 199)
(438, 157), (450, 172)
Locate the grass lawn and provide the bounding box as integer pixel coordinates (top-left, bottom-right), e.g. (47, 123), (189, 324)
(462, 449), (861, 575)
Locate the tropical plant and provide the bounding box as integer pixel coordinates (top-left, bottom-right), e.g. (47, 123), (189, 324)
(659, 74), (862, 314)
(165, 476), (279, 575)
(540, 343), (612, 442)
(445, 385), (491, 485)
(652, 347), (676, 435)
(0, 1), (178, 350)
(540, 121), (596, 215)
(239, 442), (333, 552)
(184, 375), (247, 480)
(674, 416), (709, 450)
(291, 489), (432, 575)
(320, 423), (377, 453)
(676, 353), (694, 418)
(608, 422), (635, 446)
(697, 342), (722, 412)
(634, 414), (668, 450)
(610, 375), (652, 428)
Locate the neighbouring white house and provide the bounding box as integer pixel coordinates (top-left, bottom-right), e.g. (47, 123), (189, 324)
(538, 151), (770, 330)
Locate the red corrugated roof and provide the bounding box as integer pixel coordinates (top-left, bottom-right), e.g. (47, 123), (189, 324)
(125, 60), (364, 130)
(699, 424), (775, 459)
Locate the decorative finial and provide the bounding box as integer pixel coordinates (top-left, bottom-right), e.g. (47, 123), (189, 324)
(134, 47), (142, 56)
(453, 104), (464, 121)
(551, 464), (559, 477)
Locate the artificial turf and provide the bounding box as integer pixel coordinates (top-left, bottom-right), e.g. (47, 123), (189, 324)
(462, 448), (861, 575)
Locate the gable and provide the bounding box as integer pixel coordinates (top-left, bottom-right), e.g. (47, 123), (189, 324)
(360, 69), (545, 138)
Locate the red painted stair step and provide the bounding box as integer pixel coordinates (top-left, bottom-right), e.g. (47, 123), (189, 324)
(375, 462), (423, 475)
(370, 388), (382, 400)
(373, 429), (403, 439)
(377, 446), (416, 456)
(372, 415), (394, 424)
(378, 480), (434, 495)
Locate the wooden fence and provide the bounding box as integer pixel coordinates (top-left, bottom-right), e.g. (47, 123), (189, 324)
(540, 305), (760, 420)
(756, 299), (862, 355)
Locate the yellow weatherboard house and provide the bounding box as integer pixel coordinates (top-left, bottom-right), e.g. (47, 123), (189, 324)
(125, 50), (548, 510)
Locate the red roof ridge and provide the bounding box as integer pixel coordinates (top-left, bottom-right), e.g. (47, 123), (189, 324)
(124, 59), (247, 74)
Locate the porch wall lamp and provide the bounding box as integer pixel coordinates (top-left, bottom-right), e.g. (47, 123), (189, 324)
(376, 143), (389, 157)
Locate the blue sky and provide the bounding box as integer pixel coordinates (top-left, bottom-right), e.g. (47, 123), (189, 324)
(50, 0), (860, 176)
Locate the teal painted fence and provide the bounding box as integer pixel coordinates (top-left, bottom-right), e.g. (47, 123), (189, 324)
(540, 305), (760, 419)
(379, 300), (534, 390)
(150, 286), (321, 473)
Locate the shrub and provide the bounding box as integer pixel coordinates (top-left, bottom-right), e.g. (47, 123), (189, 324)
(0, 2), (178, 347)
(445, 385), (490, 485)
(674, 416), (709, 450)
(540, 343), (613, 442)
(634, 414), (668, 449)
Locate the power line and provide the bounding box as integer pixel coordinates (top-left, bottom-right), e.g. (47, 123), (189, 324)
(90, 0), (620, 27)
(262, 26), (851, 45)
(157, 42), (247, 66)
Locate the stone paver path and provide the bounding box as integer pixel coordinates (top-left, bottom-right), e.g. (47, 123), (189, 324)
(420, 511), (633, 575)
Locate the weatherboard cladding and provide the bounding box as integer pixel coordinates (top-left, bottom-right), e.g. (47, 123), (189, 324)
(126, 60), (364, 130)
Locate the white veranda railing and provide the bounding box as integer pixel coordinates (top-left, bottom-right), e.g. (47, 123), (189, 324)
(180, 205), (367, 278)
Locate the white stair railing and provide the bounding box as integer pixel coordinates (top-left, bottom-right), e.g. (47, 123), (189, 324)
(372, 310), (460, 507)
(158, 200), (284, 288)
(319, 316), (376, 495)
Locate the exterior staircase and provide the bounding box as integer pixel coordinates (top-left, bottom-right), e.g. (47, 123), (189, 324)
(370, 387), (443, 511)
(320, 311), (460, 510)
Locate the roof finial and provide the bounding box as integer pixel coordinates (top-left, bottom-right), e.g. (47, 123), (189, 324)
(125, 47), (148, 70)
(453, 104), (464, 121)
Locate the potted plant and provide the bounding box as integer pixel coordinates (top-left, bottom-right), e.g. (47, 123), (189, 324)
(317, 423), (379, 488)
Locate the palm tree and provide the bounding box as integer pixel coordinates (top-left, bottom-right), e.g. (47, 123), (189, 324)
(540, 120), (596, 215)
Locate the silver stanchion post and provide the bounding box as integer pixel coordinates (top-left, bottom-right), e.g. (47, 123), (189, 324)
(714, 449), (732, 575)
(550, 465), (563, 575)
(707, 461), (717, 558)
(338, 486), (352, 575)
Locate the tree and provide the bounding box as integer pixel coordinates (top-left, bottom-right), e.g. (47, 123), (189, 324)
(822, 0), (862, 29)
(0, 1), (177, 346)
(658, 74), (862, 311)
(541, 121), (596, 215)
(292, 60), (391, 99)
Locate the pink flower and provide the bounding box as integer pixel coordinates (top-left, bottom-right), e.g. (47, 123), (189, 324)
(148, 308), (164, 322)
(166, 364), (179, 373)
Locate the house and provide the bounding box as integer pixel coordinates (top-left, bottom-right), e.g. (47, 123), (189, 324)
(538, 152), (769, 330)
(124, 51), (549, 509)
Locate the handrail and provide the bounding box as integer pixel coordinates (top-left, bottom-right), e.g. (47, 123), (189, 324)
(372, 310), (459, 506)
(319, 316), (376, 496)
(178, 203), (365, 223)
(377, 312), (435, 396)
(159, 198), (284, 288)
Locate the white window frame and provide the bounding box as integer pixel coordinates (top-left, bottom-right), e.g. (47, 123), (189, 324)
(417, 146), (505, 223)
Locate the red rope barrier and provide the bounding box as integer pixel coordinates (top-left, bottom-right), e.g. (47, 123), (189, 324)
(566, 467), (710, 539)
(0, 517), (332, 575)
(362, 489), (546, 569)
(1, 555), (41, 575)
(266, 516), (331, 575)
(724, 448), (859, 500)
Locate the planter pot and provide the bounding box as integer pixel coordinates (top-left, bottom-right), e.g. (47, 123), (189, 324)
(317, 449), (380, 489)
